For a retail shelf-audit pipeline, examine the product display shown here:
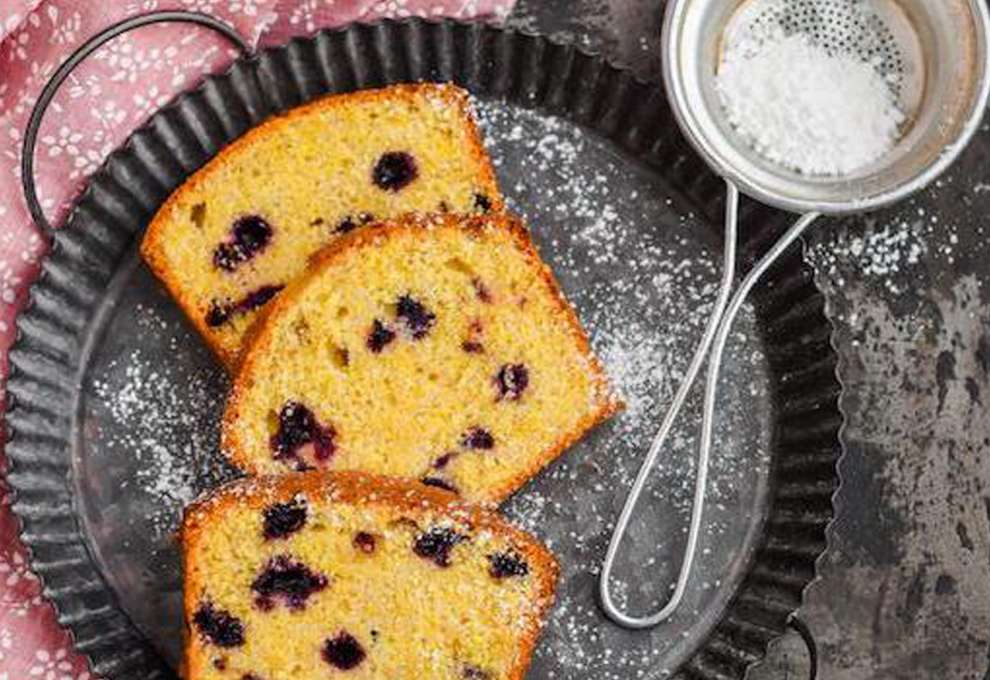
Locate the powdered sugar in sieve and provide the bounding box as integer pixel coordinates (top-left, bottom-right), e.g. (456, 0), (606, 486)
(716, 0), (924, 176)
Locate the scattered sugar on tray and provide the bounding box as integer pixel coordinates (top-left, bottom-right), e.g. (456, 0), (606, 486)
(716, 28), (905, 176)
(476, 99), (774, 677)
(594, 319), (670, 435)
(809, 211), (937, 294)
(92, 306), (231, 537)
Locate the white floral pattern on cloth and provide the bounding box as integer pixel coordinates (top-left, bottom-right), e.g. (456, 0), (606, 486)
(264, 0), (513, 38)
(0, 0), (43, 43)
(0, 0), (514, 676)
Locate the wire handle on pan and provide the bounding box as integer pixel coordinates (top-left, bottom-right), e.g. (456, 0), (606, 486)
(788, 613), (820, 680)
(599, 180), (820, 629)
(21, 11), (251, 242)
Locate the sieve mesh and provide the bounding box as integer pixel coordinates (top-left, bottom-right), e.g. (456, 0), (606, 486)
(723, 0), (922, 107)
(664, 0), (990, 211)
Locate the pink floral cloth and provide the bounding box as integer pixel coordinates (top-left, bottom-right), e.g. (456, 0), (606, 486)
(0, 0), (513, 676)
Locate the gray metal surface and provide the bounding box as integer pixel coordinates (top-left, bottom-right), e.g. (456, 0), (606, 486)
(4, 19), (842, 680)
(507, 1), (990, 677)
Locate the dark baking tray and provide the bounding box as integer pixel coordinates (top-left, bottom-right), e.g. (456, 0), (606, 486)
(4, 17), (842, 680)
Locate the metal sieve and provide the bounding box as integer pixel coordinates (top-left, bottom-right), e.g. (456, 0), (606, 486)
(601, 0), (990, 630)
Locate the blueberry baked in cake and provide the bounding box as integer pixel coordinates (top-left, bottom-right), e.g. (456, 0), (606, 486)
(222, 213), (622, 503)
(141, 84), (503, 369)
(181, 471), (559, 680)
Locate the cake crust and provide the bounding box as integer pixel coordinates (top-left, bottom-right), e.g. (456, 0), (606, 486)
(181, 471), (560, 680)
(141, 83), (503, 370)
(222, 213), (623, 503)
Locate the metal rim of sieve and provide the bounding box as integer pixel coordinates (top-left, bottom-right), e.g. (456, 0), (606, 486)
(599, 0), (990, 635)
(660, 0), (990, 215)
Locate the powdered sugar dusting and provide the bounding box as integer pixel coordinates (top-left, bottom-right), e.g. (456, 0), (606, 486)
(717, 26), (905, 176)
(596, 320), (669, 432)
(90, 304), (235, 538)
(809, 207), (942, 296)
(474, 100), (774, 677)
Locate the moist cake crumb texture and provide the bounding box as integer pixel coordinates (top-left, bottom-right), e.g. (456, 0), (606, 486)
(141, 84), (503, 369)
(222, 213), (620, 503)
(182, 472), (559, 680)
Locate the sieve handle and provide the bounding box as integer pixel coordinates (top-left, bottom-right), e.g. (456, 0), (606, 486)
(599, 182), (820, 632)
(598, 179), (740, 628)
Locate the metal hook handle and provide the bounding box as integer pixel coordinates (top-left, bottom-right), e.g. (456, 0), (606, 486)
(21, 10), (251, 242)
(787, 613), (820, 680)
(599, 179), (740, 628)
(599, 180), (820, 629)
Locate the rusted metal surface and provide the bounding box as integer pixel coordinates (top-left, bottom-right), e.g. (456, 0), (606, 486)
(506, 1), (990, 677)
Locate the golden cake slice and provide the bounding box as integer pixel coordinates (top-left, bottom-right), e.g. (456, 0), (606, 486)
(181, 471), (559, 680)
(141, 83), (503, 369)
(222, 213), (621, 503)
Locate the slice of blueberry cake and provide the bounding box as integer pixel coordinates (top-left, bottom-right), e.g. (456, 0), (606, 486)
(141, 83), (503, 370)
(223, 213), (622, 503)
(182, 471), (559, 680)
